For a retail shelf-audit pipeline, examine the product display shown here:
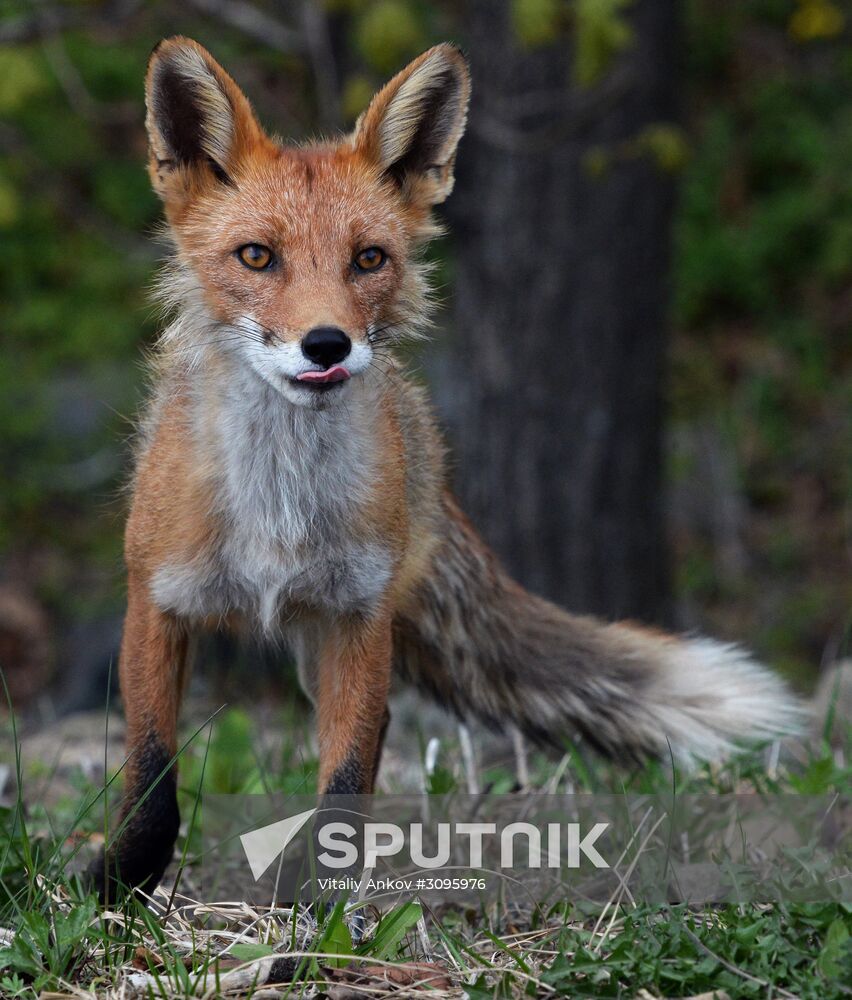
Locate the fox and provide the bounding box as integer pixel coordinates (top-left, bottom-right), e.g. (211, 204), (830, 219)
(91, 36), (802, 901)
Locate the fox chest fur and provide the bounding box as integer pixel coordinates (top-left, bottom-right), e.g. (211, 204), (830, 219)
(142, 368), (397, 632)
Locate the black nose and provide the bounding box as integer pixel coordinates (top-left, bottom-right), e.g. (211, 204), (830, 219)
(301, 327), (351, 367)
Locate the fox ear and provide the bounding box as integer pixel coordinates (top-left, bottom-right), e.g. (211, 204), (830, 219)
(354, 44), (470, 206)
(145, 37), (265, 205)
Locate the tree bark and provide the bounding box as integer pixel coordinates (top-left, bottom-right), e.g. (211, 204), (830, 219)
(442, 0), (678, 624)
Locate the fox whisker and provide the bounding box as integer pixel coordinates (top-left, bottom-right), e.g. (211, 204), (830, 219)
(367, 321), (405, 346)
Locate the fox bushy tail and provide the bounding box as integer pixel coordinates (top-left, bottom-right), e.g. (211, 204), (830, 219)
(393, 495), (802, 765)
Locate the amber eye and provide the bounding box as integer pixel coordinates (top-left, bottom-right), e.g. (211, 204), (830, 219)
(237, 244), (274, 270)
(354, 247), (386, 272)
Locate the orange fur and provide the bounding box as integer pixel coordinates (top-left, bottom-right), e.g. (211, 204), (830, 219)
(91, 38), (801, 903)
(93, 38), (472, 898)
(316, 611), (394, 791)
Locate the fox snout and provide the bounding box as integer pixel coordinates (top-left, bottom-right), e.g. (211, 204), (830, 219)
(301, 327), (351, 368)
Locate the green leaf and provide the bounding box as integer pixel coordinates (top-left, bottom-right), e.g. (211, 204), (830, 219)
(789, 755), (836, 793)
(817, 918), (850, 979)
(229, 942), (276, 961)
(322, 917), (354, 968)
(426, 763), (457, 795)
(54, 896), (97, 955)
(315, 899), (354, 969)
(0, 935), (42, 979)
(360, 902), (421, 960)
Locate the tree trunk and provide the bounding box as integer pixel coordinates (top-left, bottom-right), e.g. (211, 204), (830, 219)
(442, 0), (677, 624)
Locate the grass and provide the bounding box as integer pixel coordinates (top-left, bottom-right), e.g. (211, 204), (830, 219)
(0, 697), (850, 999)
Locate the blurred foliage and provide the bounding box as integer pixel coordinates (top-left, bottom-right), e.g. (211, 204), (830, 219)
(789, 0), (846, 42)
(512, 0), (634, 86)
(670, 0), (852, 679)
(584, 123), (691, 178)
(0, 27), (158, 624)
(0, 0), (849, 697)
(572, 0), (633, 86)
(512, 0), (565, 49)
(354, 0), (424, 72)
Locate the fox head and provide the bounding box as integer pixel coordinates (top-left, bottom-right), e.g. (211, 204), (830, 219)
(145, 37), (469, 407)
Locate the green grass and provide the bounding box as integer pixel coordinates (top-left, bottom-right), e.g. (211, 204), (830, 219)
(0, 701), (850, 998)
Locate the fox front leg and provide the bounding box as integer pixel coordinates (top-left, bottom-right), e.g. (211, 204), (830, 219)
(89, 575), (188, 902)
(316, 611), (393, 796)
(312, 612), (392, 938)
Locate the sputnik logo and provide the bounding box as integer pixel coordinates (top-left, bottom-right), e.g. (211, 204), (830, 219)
(239, 807), (317, 881)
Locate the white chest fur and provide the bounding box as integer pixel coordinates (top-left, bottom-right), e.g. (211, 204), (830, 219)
(149, 369), (393, 630)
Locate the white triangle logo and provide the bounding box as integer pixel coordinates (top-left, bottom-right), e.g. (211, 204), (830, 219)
(239, 807), (317, 881)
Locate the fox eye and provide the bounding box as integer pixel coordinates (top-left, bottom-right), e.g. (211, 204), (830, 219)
(354, 247), (386, 272)
(237, 244), (274, 270)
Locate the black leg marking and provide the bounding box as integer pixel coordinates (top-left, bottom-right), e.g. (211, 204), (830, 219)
(89, 734), (180, 904)
(323, 752), (367, 797)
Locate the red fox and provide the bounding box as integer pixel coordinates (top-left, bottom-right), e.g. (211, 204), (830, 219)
(92, 37), (802, 899)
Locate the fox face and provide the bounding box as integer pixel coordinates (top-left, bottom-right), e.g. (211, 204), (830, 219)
(145, 38), (469, 407)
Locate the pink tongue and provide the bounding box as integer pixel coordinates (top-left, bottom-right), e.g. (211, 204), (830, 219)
(297, 364), (351, 384)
